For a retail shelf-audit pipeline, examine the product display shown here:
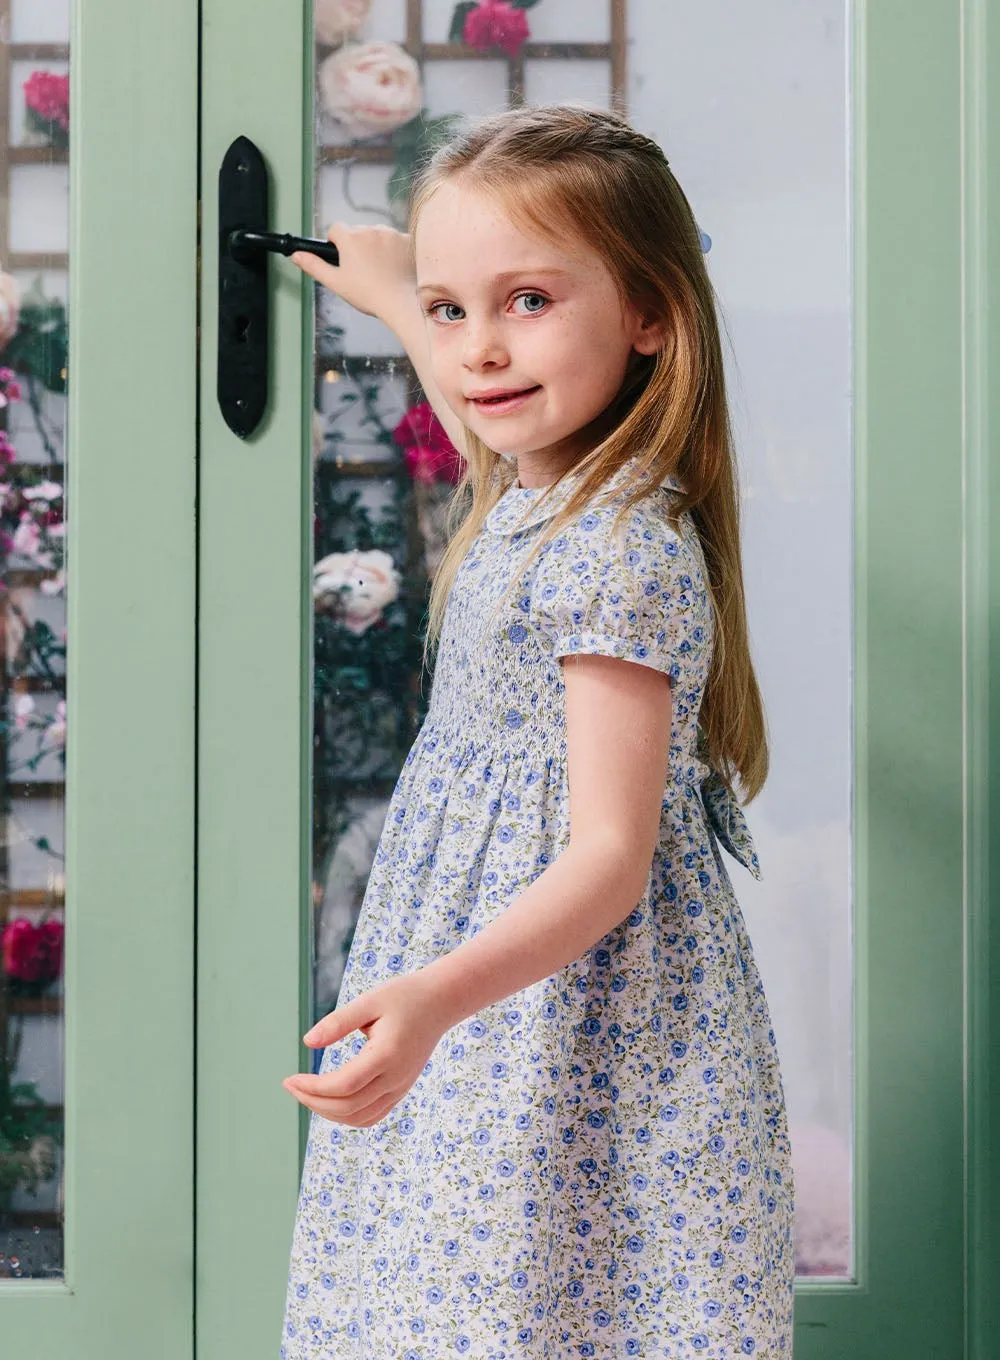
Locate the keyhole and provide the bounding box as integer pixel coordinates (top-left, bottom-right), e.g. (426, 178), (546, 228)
(233, 314), (251, 343)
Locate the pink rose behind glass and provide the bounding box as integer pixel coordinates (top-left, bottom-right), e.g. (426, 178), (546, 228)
(1, 917), (64, 985)
(318, 41), (423, 139)
(314, 0), (371, 47)
(463, 1), (531, 59)
(393, 402), (465, 484)
(23, 71), (70, 130)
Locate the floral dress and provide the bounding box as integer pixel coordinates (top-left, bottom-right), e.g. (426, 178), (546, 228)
(281, 456), (794, 1358)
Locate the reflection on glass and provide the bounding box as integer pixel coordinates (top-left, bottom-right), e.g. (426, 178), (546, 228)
(308, 0), (853, 1280)
(0, 0), (71, 1281)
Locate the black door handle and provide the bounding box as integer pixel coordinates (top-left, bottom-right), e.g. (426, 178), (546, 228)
(217, 135), (340, 439)
(229, 229), (340, 268)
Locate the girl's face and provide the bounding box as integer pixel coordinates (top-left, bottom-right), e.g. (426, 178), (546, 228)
(414, 180), (662, 472)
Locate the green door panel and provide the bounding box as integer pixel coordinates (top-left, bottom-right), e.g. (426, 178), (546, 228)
(0, 0), (198, 1354)
(793, 2), (966, 1353)
(195, 3), (313, 1357)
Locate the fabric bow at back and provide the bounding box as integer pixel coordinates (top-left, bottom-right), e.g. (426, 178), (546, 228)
(700, 768), (761, 880)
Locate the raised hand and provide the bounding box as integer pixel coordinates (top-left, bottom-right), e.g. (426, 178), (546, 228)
(290, 220), (415, 324)
(290, 220), (467, 455)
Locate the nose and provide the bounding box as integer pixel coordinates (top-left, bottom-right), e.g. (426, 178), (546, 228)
(461, 315), (508, 370)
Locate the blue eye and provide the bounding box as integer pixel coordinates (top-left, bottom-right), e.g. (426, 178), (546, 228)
(514, 293), (548, 315)
(430, 302), (464, 322)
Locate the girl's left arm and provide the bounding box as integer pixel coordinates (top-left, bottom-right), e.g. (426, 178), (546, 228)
(282, 655), (671, 1127)
(419, 653), (673, 1028)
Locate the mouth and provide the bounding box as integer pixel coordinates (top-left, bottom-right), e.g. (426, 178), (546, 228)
(466, 385), (541, 415)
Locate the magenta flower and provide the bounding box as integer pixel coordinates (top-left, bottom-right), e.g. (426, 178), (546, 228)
(392, 401), (465, 484)
(23, 72), (69, 131)
(463, 1), (530, 59)
(1, 916), (64, 985)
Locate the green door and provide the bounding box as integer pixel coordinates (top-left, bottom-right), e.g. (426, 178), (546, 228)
(195, 2), (1000, 1357)
(196, 0), (999, 1357)
(0, 0), (197, 1355)
(7, 0), (995, 1357)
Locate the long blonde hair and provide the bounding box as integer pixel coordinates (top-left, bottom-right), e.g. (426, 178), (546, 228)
(410, 104), (769, 802)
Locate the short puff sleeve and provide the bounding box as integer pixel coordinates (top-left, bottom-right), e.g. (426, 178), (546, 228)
(528, 504), (698, 685)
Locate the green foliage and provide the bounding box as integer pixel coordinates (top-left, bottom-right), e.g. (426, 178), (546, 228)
(0, 278), (68, 395)
(0, 1037), (61, 1197)
(449, 1), (479, 41)
(8, 615), (66, 685)
(25, 111), (68, 154)
(311, 467), (433, 875)
(388, 110), (463, 211)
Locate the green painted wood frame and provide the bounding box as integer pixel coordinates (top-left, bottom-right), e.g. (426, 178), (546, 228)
(196, 2), (999, 1359)
(0, 0), (198, 1355)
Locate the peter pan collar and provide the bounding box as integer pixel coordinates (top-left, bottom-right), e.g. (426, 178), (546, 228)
(484, 456), (686, 536)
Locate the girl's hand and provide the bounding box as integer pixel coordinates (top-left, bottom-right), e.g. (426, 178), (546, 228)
(290, 221), (415, 326)
(281, 971), (449, 1128)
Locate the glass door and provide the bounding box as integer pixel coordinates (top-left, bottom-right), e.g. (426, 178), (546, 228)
(198, 1), (994, 1357)
(0, 0), (198, 1355)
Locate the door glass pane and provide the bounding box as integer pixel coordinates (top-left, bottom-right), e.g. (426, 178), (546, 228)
(0, 0), (71, 1281)
(307, 0), (852, 1282)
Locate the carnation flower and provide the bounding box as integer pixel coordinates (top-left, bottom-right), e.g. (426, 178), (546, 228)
(318, 41), (423, 139)
(463, 1), (531, 59)
(315, 0), (371, 47)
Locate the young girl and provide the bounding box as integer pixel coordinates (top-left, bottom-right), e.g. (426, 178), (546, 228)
(280, 103), (794, 1358)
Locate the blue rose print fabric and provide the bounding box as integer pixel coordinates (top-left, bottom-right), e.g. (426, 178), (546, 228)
(281, 455), (794, 1358)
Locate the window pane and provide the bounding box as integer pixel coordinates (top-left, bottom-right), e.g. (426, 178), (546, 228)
(0, 0), (71, 1281)
(306, 0), (853, 1283)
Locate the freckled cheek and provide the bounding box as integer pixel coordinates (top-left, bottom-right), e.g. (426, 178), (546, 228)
(574, 336), (632, 400)
(532, 328), (607, 394)
(427, 333), (463, 398)
(514, 321), (574, 385)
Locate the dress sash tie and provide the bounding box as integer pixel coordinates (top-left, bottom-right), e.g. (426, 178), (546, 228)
(700, 768), (762, 880)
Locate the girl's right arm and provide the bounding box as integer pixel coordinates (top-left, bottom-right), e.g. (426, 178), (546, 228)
(290, 222), (467, 457)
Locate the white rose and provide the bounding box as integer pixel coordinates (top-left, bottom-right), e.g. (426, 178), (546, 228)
(48, 700), (66, 750)
(318, 41), (422, 139)
(40, 568), (66, 597)
(0, 271), (20, 348)
(313, 548), (400, 634)
(315, 0), (371, 47)
(12, 512), (40, 559)
(13, 694), (35, 727)
(23, 480), (63, 502)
